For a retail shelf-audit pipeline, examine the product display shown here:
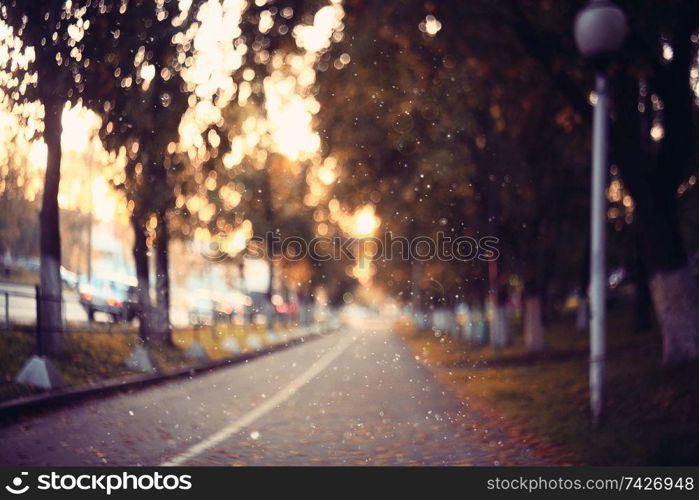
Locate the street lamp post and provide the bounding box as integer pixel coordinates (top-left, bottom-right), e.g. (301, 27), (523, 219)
(574, 0), (627, 428)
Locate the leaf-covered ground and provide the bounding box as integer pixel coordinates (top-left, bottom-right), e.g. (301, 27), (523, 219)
(399, 309), (699, 465)
(0, 324), (274, 403)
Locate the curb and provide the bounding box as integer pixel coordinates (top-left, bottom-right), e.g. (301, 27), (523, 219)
(0, 327), (336, 423)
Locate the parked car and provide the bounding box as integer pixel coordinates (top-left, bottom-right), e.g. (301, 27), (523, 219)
(188, 289), (253, 326)
(16, 256), (40, 272)
(60, 266), (78, 288)
(270, 293), (299, 322)
(78, 272), (139, 322)
(226, 290), (252, 324)
(188, 290), (232, 326)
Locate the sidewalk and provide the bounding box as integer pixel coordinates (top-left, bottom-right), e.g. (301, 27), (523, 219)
(0, 321), (340, 422)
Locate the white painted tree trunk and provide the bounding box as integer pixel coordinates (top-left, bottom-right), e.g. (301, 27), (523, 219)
(489, 298), (510, 348)
(496, 305), (510, 346)
(460, 305), (472, 341)
(524, 295), (545, 353)
(432, 307), (455, 335)
(38, 96), (65, 356)
(649, 264), (699, 365)
(474, 307), (488, 344)
(38, 255), (63, 354)
(448, 309), (458, 338)
(412, 308), (429, 331)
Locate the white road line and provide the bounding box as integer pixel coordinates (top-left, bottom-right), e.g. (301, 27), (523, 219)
(160, 334), (355, 466)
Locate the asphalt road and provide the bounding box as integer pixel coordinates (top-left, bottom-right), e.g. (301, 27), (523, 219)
(0, 320), (539, 465)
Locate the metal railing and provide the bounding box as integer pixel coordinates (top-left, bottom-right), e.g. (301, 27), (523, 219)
(1, 283), (141, 335)
(0, 282), (318, 336)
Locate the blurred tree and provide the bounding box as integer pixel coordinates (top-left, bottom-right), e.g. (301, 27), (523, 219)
(167, 1), (353, 323)
(76, 0), (195, 344)
(0, 0), (199, 348)
(313, 0), (591, 352)
(312, 1), (459, 327)
(495, 0), (699, 363)
(0, 126), (40, 260)
(0, 0), (80, 354)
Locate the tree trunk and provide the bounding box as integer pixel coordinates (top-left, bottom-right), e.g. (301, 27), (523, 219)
(433, 306), (452, 335)
(266, 258), (275, 300)
(613, 52), (699, 364)
(576, 238), (590, 333)
(38, 95), (64, 356)
(575, 295), (589, 333)
(523, 294), (545, 353)
(265, 260), (276, 327)
(522, 253), (545, 352)
(489, 299), (510, 349)
(612, 4), (699, 364)
(491, 303), (512, 348)
(459, 304), (471, 341)
(131, 214), (154, 344)
(472, 304), (488, 345)
(236, 260), (250, 325)
(297, 294), (305, 325)
(154, 212), (171, 344)
(649, 264), (699, 365)
(411, 261), (423, 329)
(300, 290), (314, 325)
(261, 166), (277, 328)
(511, 0), (699, 364)
(633, 234), (653, 332)
(627, 175), (699, 364)
(489, 264), (510, 349)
